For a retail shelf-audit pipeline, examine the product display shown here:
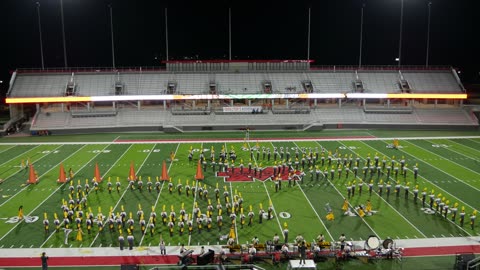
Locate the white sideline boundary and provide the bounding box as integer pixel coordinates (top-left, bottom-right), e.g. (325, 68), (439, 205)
(0, 135), (479, 145)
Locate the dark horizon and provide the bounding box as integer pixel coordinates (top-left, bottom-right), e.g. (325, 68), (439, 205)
(0, 0), (479, 95)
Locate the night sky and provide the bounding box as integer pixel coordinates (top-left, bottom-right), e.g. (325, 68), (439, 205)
(0, 0), (478, 96)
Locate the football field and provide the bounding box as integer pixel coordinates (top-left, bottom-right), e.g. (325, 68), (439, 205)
(0, 133), (479, 251)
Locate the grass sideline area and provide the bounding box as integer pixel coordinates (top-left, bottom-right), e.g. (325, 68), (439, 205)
(0, 129), (480, 142)
(0, 130), (479, 269)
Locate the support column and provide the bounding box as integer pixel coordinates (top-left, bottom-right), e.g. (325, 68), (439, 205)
(113, 102), (116, 110)
(286, 99), (289, 109)
(271, 99), (274, 110)
(387, 99), (390, 108)
(61, 103), (64, 112)
(362, 99), (366, 109)
(314, 99), (317, 109)
(138, 101), (141, 111)
(36, 104), (40, 113)
(230, 100), (234, 106)
(87, 103), (90, 111)
(434, 99), (437, 109)
(248, 100), (251, 106)
(163, 100), (166, 111)
(207, 100), (211, 110)
(338, 99), (342, 108)
(192, 100), (196, 109)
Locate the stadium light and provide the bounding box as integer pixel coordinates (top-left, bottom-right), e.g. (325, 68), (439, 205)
(36, 2), (45, 70)
(398, 0), (404, 67)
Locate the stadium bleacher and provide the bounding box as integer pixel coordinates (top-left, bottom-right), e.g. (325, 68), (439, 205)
(4, 63), (476, 135)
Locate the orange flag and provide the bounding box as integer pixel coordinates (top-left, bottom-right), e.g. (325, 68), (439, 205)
(94, 163), (102, 183)
(57, 163), (67, 183)
(128, 161), (136, 181)
(27, 164), (38, 184)
(160, 160), (169, 181)
(195, 160), (204, 181)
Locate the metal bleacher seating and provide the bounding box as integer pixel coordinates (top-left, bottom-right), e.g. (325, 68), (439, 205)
(215, 73), (264, 94)
(11, 74), (70, 97)
(415, 108), (473, 124)
(402, 71), (463, 93)
(74, 74), (114, 96)
(308, 72), (354, 93)
(175, 73), (209, 94)
(121, 73), (170, 95)
(359, 72), (400, 93)
(10, 68), (477, 133)
(267, 73), (304, 93)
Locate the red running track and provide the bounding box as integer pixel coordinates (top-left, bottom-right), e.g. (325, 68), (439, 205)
(1, 245), (479, 267)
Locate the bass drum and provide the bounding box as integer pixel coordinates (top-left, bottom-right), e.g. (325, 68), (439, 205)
(382, 238), (394, 249)
(366, 235), (380, 250)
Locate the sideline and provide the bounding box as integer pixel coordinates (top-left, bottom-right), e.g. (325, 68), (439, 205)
(0, 135), (480, 145)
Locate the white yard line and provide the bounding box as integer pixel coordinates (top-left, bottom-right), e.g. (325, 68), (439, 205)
(0, 144), (75, 208)
(402, 140), (480, 192)
(296, 184), (335, 241)
(0, 145), (41, 168)
(89, 144), (149, 247)
(269, 141), (335, 241)
(336, 141), (427, 238)
(1, 135), (480, 145)
(0, 145), (15, 154)
(358, 140), (478, 211)
(139, 143), (179, 246)
(0, 144), (92, 242)
(228, 182), (239, 245)
(39, 144), (114, 247)
(187, 142), (203, 247)
(308, 142), (381, 238)
(187, 180), (199, 247)
(467, 138), (480, 145)
(356, 140), (477, 234)
(261, 181), (284, 233)
(246, 141), (284, 235)
(426, 139), (480, 169)
(447, 139), (480, 156)
(0, 145), (59, 196)
(0, 185), (65, 243)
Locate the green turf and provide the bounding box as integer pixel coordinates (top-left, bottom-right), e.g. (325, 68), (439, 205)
(0, 131), (479, 269)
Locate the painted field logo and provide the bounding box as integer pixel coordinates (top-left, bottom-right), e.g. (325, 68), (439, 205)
(278, 212), (291, 219)
(5, 216), (39, 224)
